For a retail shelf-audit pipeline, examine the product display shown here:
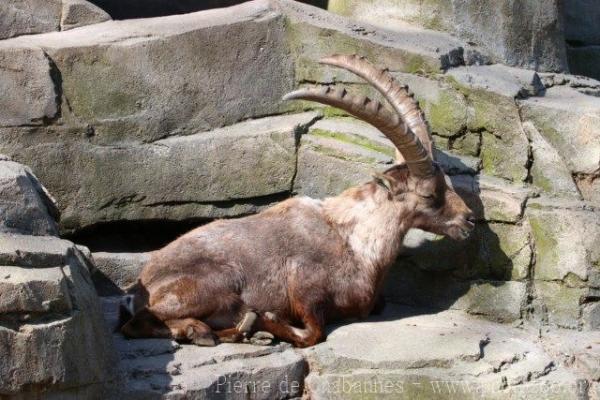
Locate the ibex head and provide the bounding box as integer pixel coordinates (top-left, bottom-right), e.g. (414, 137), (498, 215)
(284, 54), (474, 241)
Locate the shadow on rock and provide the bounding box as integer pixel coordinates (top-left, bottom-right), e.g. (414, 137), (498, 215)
(381, 152), (524, 324)
(90, 0), (329, 20)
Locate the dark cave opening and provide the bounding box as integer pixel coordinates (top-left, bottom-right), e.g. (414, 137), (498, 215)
(64, 218), (210, 253)
(89, 0), (328, 20)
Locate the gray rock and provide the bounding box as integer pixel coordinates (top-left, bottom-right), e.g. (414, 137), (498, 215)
(295, 144), (376, 200)
(527, 197), (600, 329)
(452, 281), (527, 322)
(306, 307), (485, 371)
(527, 197), (600, 284)
(575, 174), (600, 204)
(0, 0), (295, 141)
(0, 0), (61, 39)
(520, 86), (600, 177)
(279, 0), (475, 80)
(533, 282), (585, 329)
(450, 72), (530, 182)
(0, 265), (72, 314)
(328, 0), (568, 72)
(0, 161), (59, 236)
(117, 338), (306, 399)
(4, 113), (316, 232)
(0, 233), (118, 396)
(0, 232), (72, 267)
(447, 174), (532, 224)
(582, 302), (600, 331)
(400, 218), (531, 282)
(61, 0), (111, 31)
(447, 64), (545, 99)
(434, 150), (481, 175)
(541, 329), (600, 381)
(477, 175), (532, 223)
(522, 121), (581, 198)
(91, 251), (151, 295)
(0, 47), (58, 127)
(539, 71), (600, 96)
(305, 306), (582, 399)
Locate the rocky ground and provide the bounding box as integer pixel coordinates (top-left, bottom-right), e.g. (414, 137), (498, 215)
(0, 0), (599, 398)
(100, 296), (600, 399)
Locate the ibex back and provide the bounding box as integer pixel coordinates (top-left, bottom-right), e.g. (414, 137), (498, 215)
(120, 55), (475, 348)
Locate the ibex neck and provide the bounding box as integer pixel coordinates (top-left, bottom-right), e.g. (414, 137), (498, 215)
(323, 183), (411, 271)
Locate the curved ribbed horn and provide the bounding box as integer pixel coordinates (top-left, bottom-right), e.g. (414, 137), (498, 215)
(283, 86), (434, 177)
(319, 54), (434, 159)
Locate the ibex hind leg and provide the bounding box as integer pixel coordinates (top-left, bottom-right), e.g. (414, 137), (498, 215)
(133, 275), (254, 344)
(121, 308), (218, 346)
(165, 318), (218, 346)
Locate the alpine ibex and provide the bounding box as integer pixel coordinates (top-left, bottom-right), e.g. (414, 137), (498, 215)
(120, 54), (475, 348)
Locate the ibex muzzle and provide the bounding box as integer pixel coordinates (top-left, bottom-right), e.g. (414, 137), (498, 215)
(120, 54), (474, 348)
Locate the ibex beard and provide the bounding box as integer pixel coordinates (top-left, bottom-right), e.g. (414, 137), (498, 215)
(119, 54), (475, 348)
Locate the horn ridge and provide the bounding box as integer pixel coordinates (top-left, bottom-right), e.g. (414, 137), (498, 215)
(319, 54), (435, 163)
(282, 86), (433, 177)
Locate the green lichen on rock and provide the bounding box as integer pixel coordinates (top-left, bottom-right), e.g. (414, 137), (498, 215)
(420, 89), (468, 138)
(443, 80), (528, 182)
(528, 213), (560, 277)
(307, 143), (379, 165)
(450, 132), (480, 156)
(480, 131), (528, 182)
(531, 172), (555, 194)
(486, 223), (532, 281)
(433, 135), (450, 150)
(284, 17), (441, 84)
(59, 51), (145, 121)
(321, 106), (351, 118)
(534, 281), (584, 329)
(310, 128), (395, 157)
(454, 280), (527, 323)
(327, 0), (367, 16)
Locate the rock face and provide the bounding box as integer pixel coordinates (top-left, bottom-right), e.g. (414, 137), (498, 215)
(328, 0), (568, 72)
(0, 0), (110, 39)
(0, 0), (598, 329)
(0, 234), (118, 398)
(0, 47), (58, 127)
(0, 0), (485, 232)
(0, 160), (60, 236)
(91, 252), (151, 295)
(304, 306), (595, 400)
(61, 0), (111, 31)
(0, 0), (62, 39)
(1, 1), (600, 398)
(0, 160), (116, 398)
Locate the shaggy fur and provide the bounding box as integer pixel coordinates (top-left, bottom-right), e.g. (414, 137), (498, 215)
(121, 164), (474, 347)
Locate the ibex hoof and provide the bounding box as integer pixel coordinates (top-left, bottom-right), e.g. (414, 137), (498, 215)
(236, 311), (258, 333)
(192, 334), (218, 347)
(264, 311), (278, 322)
(186, 326), (218, 347)
(248, 331), (275, 346)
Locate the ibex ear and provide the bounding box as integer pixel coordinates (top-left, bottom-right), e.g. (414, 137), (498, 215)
(372, 172), (394, 193)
